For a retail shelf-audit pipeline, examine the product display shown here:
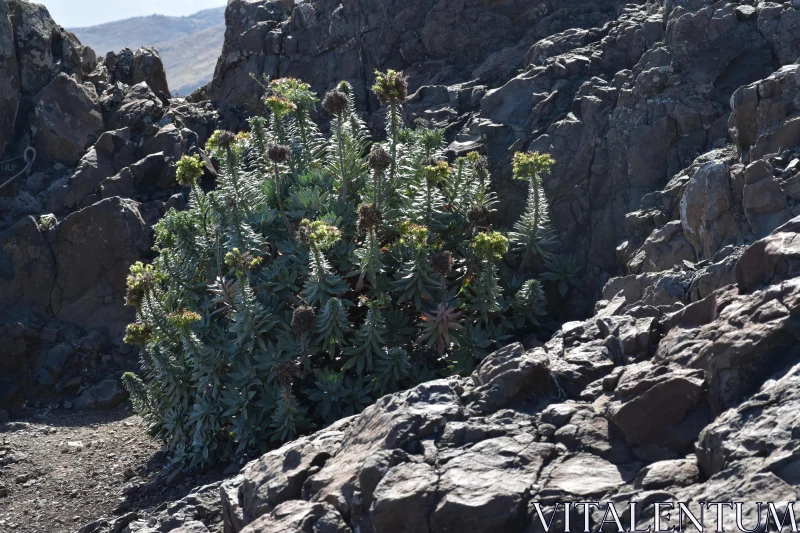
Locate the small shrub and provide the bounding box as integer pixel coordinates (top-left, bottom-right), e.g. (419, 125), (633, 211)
(123, 72), (576, 465)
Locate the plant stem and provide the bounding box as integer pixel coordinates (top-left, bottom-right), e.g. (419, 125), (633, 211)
(337, 112), (347, 200)
(272, 163), (293, 235)
(389, 101), (398, 201)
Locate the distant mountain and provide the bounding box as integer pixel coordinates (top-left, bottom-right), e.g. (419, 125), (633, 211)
(70, 7), (226, 96)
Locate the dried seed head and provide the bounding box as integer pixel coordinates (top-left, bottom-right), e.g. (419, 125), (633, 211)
(420, 157), (437, 168)
(322, 90), (349, 116)
(292, 306), (316, 335)
(467, 206), (489, 224)
(368, 145), (392, 171)
(372, 69), (408, 106)
(431, 250), (454, 277)
(216, 130), (237, 150)
(358, 203), (383, 232)
(268, 143), (290, 164)
(474, 156), (489, 175)
(273, 361), (301, 388)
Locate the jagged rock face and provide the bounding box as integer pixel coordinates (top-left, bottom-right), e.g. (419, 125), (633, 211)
(0, 0), (221, 411)
(205, 0), (629, 118)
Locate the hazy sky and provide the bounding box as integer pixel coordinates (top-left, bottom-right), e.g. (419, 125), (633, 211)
(37, 0), (227, 28)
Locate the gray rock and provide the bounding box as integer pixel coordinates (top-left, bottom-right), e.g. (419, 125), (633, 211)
(73, 378), (128, 410)
(35, 343), (73, 386)
(0, 0), (19, 155)
(0, 216), (55, 319)
(541, 454), (633, 497)
(110, 82), (165, 132)
(680, 161), (740, 260)
(370, 462), (436, 533)
(241, 500), (349, 533)
(635, 459), (701, 490)
(471, 343), (551, 409)
(736, 216), (800, 291)
(33, 74), (104, 166)
(50, 197), (152, 337)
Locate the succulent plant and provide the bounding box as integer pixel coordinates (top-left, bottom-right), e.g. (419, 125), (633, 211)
(122, 72), (563, 467)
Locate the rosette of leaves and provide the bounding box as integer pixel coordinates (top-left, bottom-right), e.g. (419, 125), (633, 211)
(122, 71), (566, 467)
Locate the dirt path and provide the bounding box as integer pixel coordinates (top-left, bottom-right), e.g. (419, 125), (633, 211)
(0, 407), (161, 533)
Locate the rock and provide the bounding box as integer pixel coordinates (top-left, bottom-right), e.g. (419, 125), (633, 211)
(546, 320), (615, 396)
(735, 216), (800, 291)
(35, 343), (74, 386)
(628, 222), (697, 274)
(65, 441), (85, 453)
(131, 47), (170, 96)
(743, 174), (790, 238)
(371, 462), (437, 533)
(241, 500), (349, 533)
(541, 453), (633, 497)
(0, 216), (55, 319)
(471, 343), (551, 409)
(607, 363), (708, 456)
(142, 124), (184, 161)
(171, 522), (209, 533)
(430, 436), (556, 533)
(33, 74), (104, 166)
(106, 47), (169, 96)
(236, 423), (347, 520)
(73, 379), (128, 410)
(110, 82), (165, 132)
(635, 458), (701, 490)
(680, 161), (739, 260)
(99, 168), (135, 200)
(50, 197), (152, 336)
(57, 148), (116, 211)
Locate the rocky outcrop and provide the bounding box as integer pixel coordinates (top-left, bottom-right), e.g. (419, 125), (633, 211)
(203, 0), (631, 127)
(0, 0), (220, 411)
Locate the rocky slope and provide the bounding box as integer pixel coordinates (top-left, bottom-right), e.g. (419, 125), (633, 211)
(70, 8), (226, 95)
(2, 0), (800, 530)
(77, 0), (800, 531)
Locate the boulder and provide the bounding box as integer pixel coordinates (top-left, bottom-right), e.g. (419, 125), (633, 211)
(58, 148), (116, 210)
(109, 82), (165, 132)
(131, 47), (170, 95)
(736, 216), (800, 291)
(634, 458), (701, 490)
(241, 501), (349, 533)
(0, 216), (55, 319)
(430, 436), (556, 533)
(471, 343), (551, 409)
(50, 197), (152, 337)
(73, 378), (128, 410)
(32, 74), (104, 166)
(607, 363), (708, 456)
(35, 343), (73, 386)
(371, 462), (437, 533)
(540, 453), (634, 498)
(680, 161), (739, 260)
